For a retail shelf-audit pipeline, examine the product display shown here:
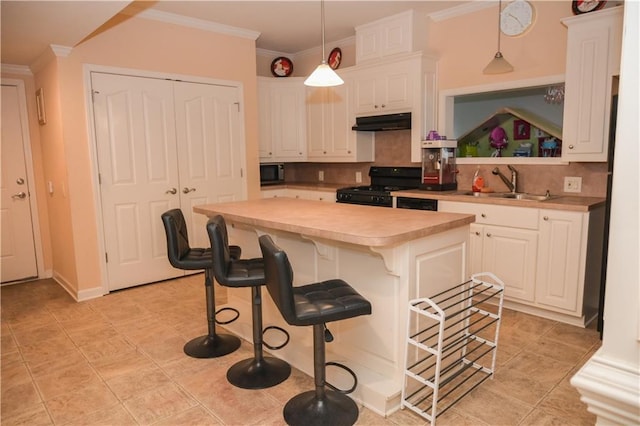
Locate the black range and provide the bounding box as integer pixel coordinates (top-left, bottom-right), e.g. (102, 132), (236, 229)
(337, 166), (424, 208)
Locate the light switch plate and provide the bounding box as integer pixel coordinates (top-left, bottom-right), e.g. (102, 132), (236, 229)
(564, 176), (582, 193)
(318, 171), (324, 181)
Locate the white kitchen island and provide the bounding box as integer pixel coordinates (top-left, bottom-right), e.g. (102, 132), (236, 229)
(194, 198), (474, 416)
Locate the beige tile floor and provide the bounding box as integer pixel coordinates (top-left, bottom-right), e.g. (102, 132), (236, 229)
(1, 275), (600, 425)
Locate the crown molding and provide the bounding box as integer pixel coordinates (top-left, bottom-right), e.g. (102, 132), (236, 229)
(1, 64), (33, 76)
(429, 0), (494, 22)
(123, 8), (260, 41)
(257, 36), (355, 60)
(51, 45), (73, 57)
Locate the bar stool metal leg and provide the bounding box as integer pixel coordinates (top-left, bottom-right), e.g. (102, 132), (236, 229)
(283, 324), (359, 426)
(226, 286), (291, 388)
(183, 270), (241, 358)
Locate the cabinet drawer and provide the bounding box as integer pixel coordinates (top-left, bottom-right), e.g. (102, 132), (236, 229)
(439, 201), (539, 230)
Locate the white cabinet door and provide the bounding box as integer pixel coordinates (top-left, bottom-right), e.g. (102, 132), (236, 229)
(481, 225), (538, 303)
(259, 78), (307, 163)
(561, 8), (623, 162)
(307, 85), (350, 159)
(536, 210), (584, 312)
(355, 11), (413, 63)
(271, 80), (307, 161)
(306, 73), (374, 163)
(258, 79), (274, 160)
(353, 62), (413, 115)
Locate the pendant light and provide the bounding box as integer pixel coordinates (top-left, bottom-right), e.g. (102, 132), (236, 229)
(304, 0), (344, 87)
(483, 0), (514, 74)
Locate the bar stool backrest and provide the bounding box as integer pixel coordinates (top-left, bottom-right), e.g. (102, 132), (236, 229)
(259, 234), (298, 325)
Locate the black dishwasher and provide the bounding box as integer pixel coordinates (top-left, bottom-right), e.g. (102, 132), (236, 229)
(396, 197), (438, 211)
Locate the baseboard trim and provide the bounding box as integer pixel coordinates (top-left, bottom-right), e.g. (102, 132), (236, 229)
(52, 273), (105, 302)
(571, 350), (640, 425)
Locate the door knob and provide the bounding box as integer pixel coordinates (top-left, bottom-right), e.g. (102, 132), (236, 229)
(165, 188), (177, 195)
(12, 192), (27, 199)
(182, 187), (196, 194)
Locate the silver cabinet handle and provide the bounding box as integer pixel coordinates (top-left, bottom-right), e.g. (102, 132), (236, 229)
(543, 216), (549, 221)
(481, 213), (486, 218)
(16, 178), (25, 185)
(12, 192), (27, 199)
(486, 233), (492, 237)
(165, 188), (177, 195)
(182, 187), (196, 194)
(475, 231), (481, 236)
(569, 145), (574, 149)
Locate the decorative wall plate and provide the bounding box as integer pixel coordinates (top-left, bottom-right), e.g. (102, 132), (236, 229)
(271, 57), (293, 77)
(572, 0), (606, 14)
(328, 47), (342, 70)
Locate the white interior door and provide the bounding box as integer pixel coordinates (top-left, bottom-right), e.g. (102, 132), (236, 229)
(174, 81), (245, 248)
(92, 73), (246, 291)
(1, 84), (38, 283)
(92, 73), (183, 290)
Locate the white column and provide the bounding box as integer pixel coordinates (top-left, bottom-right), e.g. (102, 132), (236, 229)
(570, 3), (640, 424)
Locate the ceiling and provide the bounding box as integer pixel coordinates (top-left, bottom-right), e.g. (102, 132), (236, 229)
(1, 1), (470, 67)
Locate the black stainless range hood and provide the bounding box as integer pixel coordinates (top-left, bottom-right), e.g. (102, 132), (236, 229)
(352, 112), (411, 131)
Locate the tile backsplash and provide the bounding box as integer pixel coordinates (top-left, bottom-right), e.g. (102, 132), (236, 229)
(284, 130), (608, 198)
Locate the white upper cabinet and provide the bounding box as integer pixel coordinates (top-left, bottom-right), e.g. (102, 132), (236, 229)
(306, 71), (374, 163)
(258, 77), (307, 163)
(350, 53), (437, 163)
(352, 60), (414, 116)
(355, 10), (426, 64)
(561, 7), (623, 162)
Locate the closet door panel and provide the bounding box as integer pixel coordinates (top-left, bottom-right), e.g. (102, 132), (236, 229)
(174, 81), (245, 248)
(92, 73), (182, 291)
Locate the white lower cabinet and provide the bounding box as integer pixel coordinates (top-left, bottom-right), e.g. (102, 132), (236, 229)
(439, 201), (604, 326)
(535, 209), (585, 313)
(470, 223), (538, 303)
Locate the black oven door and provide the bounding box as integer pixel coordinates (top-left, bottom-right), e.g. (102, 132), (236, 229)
(396, 197), (438, 211)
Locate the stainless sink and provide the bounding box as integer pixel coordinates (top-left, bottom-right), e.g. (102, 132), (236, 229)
(496, 193), (553, 201)
(455, 191), (554, 201)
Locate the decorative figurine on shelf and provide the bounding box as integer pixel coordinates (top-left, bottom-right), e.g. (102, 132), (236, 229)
(489, 126), (509, 157)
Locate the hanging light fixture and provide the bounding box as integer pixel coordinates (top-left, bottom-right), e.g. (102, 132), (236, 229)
(483, 0), (514, 75)
(304, 0), (344, 87)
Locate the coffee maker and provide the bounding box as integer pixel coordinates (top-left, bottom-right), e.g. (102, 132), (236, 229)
(420, 139), (458, 191)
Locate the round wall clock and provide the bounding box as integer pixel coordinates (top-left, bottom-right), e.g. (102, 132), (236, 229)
(572, 0), (607, 14)
(500, 0), (535, 37)
(271, 57), (293, 77)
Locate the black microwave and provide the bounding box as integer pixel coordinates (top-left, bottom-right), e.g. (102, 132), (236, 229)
(260, 163), (284, 185)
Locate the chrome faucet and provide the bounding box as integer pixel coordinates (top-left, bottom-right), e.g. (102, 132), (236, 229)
(492, 165), (518, 193)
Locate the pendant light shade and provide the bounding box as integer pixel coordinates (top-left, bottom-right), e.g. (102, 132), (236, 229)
(304, 0), (344, 87)
(483, 0), (513, 75)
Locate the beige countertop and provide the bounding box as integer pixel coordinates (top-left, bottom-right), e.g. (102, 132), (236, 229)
(392, 189), (606, 212)
(195, 198), (474, 247)
(261, 183), (605, 212)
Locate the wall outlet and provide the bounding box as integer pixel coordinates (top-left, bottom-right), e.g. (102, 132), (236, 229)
(564, 176), (582, 193)
(318, 170), (324, 181)
(355, 171), (362, 183)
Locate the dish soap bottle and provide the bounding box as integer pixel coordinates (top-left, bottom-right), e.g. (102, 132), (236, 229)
(472, 166), (485, 193)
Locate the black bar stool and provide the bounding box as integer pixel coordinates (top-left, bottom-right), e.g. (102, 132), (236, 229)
(207, 215), (291, 389)
(258, 234), (372, 426)
(161, 209), (241, 358)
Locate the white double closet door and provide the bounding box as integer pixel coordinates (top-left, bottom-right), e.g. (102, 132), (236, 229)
(92, 72), (246, 291)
